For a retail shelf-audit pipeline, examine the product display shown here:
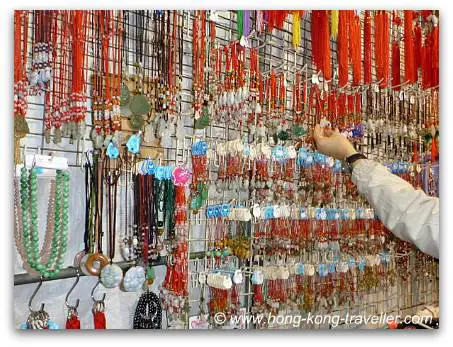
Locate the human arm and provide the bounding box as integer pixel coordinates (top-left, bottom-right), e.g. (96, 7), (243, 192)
(313, 125), (439, 258)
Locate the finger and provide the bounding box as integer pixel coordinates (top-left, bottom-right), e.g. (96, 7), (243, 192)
(313, 124), (323, 140)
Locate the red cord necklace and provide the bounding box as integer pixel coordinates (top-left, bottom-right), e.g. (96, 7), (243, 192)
(375, 11), (390, 88)
(363, 10), (372, 84)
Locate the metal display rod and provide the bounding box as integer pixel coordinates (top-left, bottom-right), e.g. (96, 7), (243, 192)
(14, 252), (207, 286)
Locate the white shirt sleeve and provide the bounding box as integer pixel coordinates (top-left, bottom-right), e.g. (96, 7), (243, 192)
(352, 159), (439, 259)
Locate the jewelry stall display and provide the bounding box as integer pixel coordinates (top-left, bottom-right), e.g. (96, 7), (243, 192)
(14, 10), (439, 330)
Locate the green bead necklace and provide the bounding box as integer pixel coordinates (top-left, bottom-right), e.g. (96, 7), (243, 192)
(19, 167), (70, 279)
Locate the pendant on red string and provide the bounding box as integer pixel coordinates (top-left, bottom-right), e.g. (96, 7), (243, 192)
(92, 301), (106, 329)
(66, 307), (81, 329)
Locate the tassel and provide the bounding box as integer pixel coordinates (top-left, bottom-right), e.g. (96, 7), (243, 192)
(391, 12), (401, 90)
(404, 10), (416, 83)
(363, 10), (372, 84)
(292, 11), (301, 49)
(375, 11), (390, 88)
(355, 93), (361, 115)
(312, 10), (332, 81)
(432, 21), (439, 87)
(236, 10), (244, 37)
(350, 14), (362, 86)
(265, 10), (289, 32)
(412, 142), (418, 163)
(431, 137), (438, 162)
(421, 17), (439, 90)
(243, 10), (251, 37)
(66, 314), (81, 329)
(331, 10), (339, 39)
(414, 23), (422, 71)
(93, 311), (106, 329)
(337, 10), (349, 87)
(256, 10), (264, 32)
(276, 10), (288, 29)
(392, 41), (401, 90)
(422, 40), (432, 89)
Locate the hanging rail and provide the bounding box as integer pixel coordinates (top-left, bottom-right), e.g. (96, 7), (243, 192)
(14, 251), (207, 286)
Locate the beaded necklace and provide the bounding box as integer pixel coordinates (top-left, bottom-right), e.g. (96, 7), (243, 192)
(375, 10), (390, 88)
(14, 179), (55, 275)
(14, 10), (30, 162)
(18, 167), (70, 279)
(133, 290), (162, 329)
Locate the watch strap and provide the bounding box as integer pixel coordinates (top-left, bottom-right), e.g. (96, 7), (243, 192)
(345, 153), (367, 173)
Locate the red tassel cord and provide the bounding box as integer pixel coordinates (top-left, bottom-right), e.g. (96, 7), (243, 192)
(311, 10), (332, 81)
(337, 10), (349, 87)
(412, 142), (419, 163)
(422, 35), (432, 89)
(347, 94), (354, 115)
(363, 10), (372, 84)
(414, 23), (422, 72)
(66, 313), (81, 329)
(354, 93), (362, 116)
(350, 14), (362, 86)
(265, 10), (289, 32)
(93, 311), (106, 329)
(338, 92), (347, 120)
(375, 11), (390, 88)
(404, 10), (416, 84)
(421, 14), (439, 90)
(432, 22), (439, 87)
(391, 12), (402, 90)
(328, 91), (338, 124)
(391, 41), (401, 90)
(431, 136), (438, 162)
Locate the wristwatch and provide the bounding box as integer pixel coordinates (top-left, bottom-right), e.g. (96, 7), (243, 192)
(345, 153), (367, 173)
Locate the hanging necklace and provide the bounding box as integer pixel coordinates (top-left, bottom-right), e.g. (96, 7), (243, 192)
(99, 155), (124, 288)
(17, 166), (70, 279)
(14, 10), (30, 163)
(69, 10), (89, 140)
(133, 290), (162, 329)
(83, 154), (110, 276)
(14, 177), (56, 274)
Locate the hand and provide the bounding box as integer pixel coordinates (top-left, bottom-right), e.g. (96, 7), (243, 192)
(313, 124), (357, 160)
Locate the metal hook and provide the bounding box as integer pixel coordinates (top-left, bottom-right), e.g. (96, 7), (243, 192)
(91, 280), (106, 304)
(65, 268), (80, 309)
(29, 277), (45, 313)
